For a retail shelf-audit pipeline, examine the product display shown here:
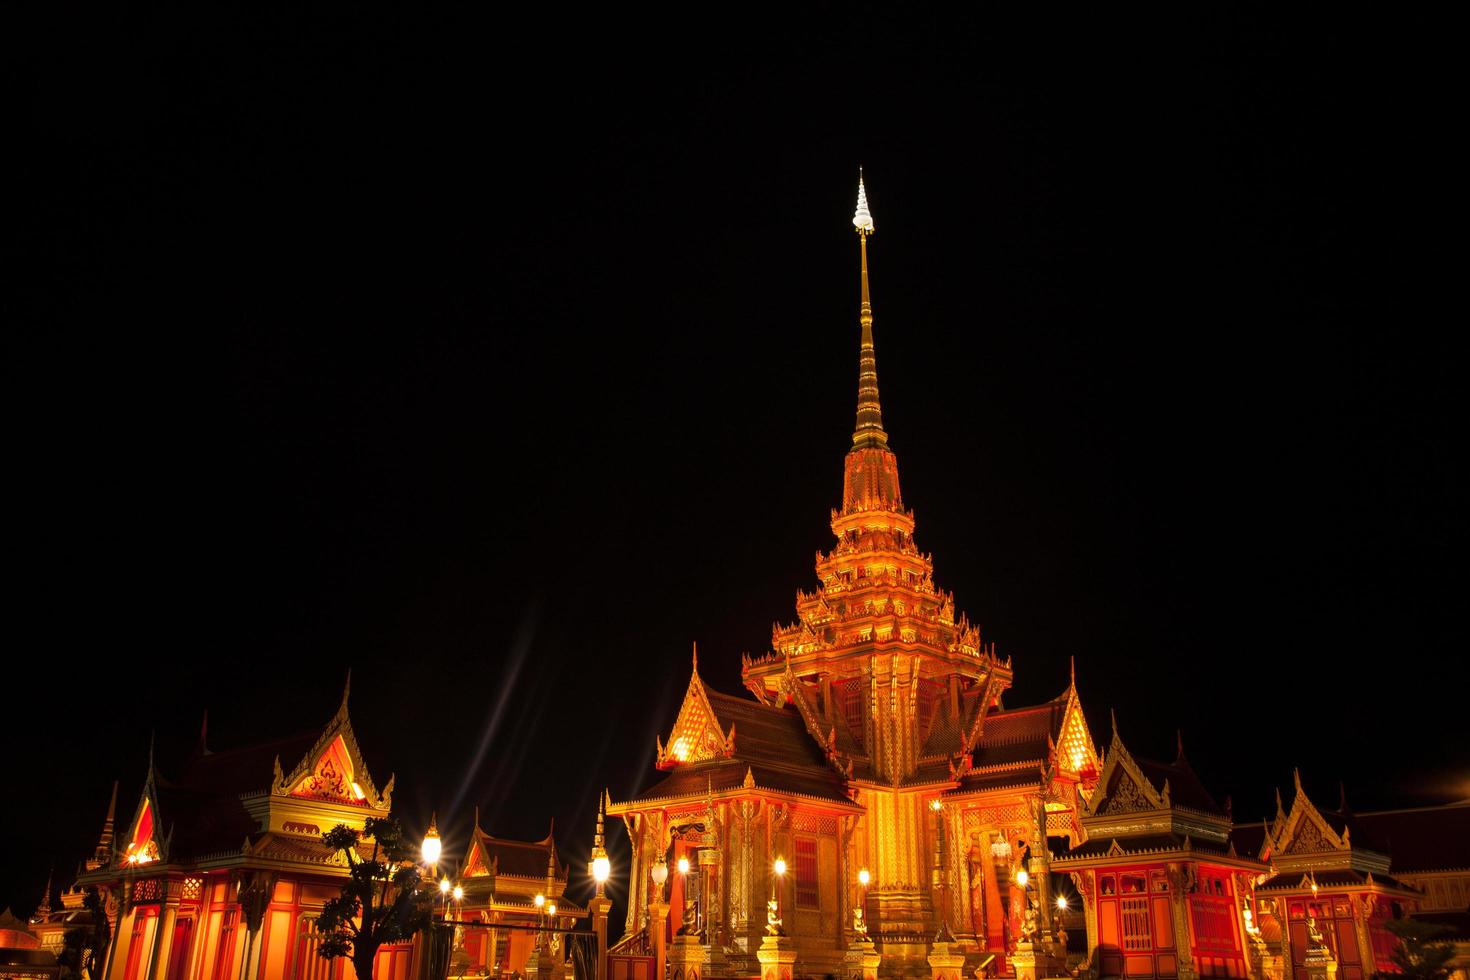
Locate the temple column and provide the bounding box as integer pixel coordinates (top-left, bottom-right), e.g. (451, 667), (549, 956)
(149, 898), (179, 980)
(1167, 864), (1198, 980)
(649, 899), (669, 980)
(1070, 872), (1099, 972)
(1351, 895), (1376, 974)
(106, 907), (134, 980)
(669, 933), (708, 980)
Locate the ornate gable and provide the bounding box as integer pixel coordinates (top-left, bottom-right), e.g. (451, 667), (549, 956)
(1053, 676), (1100, 783)
(1271, 770), (1349, 857)
(655, 648), (736, 769)
(463, 812), (501, 879)
(271, 675), (393, 809)
(1082, 715), (1167, 818)
(121, 750), (168, 866)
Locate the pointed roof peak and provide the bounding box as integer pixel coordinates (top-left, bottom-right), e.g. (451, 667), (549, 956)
(1175, 729), (1186, 763)
(337, 669), (352, 718)
(36, 865), (54, 915)
(691, 641), (699, 674)
(853, 170), (874, 235)
(850, 172), (888, 453)
(195, 710), (210, 756)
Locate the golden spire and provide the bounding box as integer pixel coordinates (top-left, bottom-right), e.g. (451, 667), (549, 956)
(851, 171), (887, 451)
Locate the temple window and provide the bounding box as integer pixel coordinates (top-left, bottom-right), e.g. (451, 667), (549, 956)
(1121, 895), (1151, 950)
(1120, 873), (1147, 895)
(794, 837), (819, 909)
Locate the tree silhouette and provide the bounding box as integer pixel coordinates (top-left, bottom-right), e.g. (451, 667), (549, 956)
(317, 817), (434, 980)
(1376, 918), (1456, 980)
(58, 888), (110, 980)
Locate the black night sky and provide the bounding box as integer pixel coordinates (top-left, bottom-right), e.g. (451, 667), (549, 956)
(11, 9), (1465, 924)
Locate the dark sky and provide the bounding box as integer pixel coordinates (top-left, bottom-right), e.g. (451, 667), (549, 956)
(11, 8), (1465, 924)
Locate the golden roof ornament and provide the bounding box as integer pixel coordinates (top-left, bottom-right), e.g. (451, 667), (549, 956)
(850, 171), (888, 452)
(853, 170), (875, 234)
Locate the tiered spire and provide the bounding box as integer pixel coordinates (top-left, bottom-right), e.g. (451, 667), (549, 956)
(851, 172), (887, 451)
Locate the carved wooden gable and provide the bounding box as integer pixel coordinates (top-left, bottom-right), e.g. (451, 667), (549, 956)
(123, 795), (160, 864)
(1055, 690), (1100, 781)
(271, 686), (393, 809)
(1083, 723), (1166, 817)
(463, 835), (499, 878)
(1280, 785), (1348, 855)
(655, 667), (735, 769)
(287, 734), (362, 803)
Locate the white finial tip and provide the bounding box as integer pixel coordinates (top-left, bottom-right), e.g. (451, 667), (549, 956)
(853, 174), (874, 234)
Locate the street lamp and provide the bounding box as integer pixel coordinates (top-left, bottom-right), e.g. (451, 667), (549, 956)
(1056, 896), (1068, 912)
(422, 813), (442, 869)
(652, 858), (669, 896)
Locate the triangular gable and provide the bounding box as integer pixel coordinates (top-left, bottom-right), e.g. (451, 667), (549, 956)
(1276, 772), (1348, 856)
(123, 796), (160, 865)
(655, 655), (735, 769)
(1082, 719), (1167, 817)
(121, 765), (166, 866)
(1053, 687), (1100, 781)
(271, 681), (393, 809)
(463, 832), (499, 878)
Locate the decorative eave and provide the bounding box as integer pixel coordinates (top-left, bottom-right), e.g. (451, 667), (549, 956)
(1054, 838), (1269, 871)
(777, 662), (855, 779)
(960, 673), (1001, 754)
(1255, 870), (1423, 899)
(607, 773), (864, 815)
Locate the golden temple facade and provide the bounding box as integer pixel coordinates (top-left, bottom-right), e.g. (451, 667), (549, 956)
(608, 177), (1102, 980)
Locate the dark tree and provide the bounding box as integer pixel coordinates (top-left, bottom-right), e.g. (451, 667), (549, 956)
(58, 888), (111, 980)
(1376, 918), (1457, 980)
(317, 816), (434, 980)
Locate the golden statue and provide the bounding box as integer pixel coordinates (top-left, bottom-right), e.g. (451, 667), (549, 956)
(765, 895), (784, 937)
(852, 903), (869, 942)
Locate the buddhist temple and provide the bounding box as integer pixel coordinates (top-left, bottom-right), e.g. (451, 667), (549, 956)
(50, 678), (580, 980)
(18, 177), (1470, 980)
(607, 176), (1103, 980)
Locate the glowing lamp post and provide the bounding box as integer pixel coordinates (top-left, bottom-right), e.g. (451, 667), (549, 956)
(649, 857), (670, 980)
(422, 814), (442, 867)
(589, 792), (613, 980)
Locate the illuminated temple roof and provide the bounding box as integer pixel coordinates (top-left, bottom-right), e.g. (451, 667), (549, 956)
(623, 178), (1102, 812)
(76, 677), (392, 883)
(631, 655), (856, 806)
(465, 816), (569, 880)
